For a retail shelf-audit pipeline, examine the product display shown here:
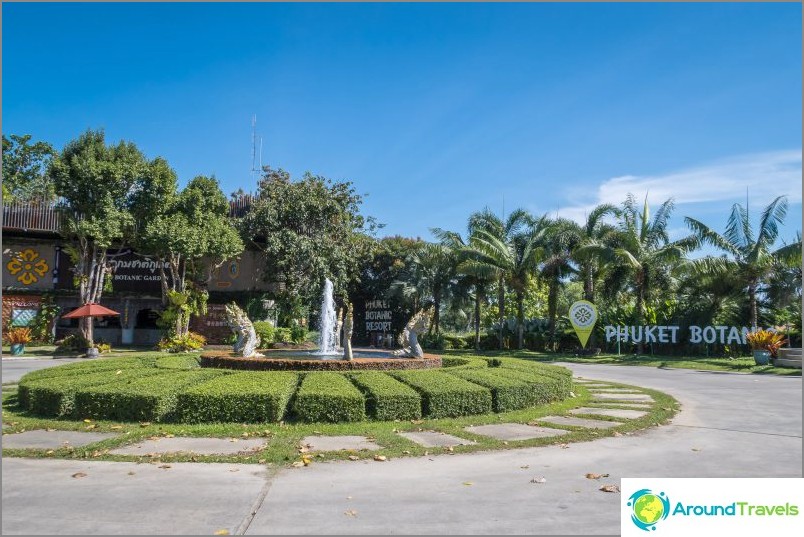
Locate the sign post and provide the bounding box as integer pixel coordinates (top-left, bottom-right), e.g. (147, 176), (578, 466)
(569, 300), (598, 349)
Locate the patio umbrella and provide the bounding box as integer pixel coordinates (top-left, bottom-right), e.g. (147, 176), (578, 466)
(62, 303), (120, 354)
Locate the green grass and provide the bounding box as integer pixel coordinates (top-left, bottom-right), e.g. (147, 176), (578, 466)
(444, 349), (801, 376)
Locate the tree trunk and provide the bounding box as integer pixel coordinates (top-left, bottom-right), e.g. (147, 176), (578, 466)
(433, 293), (441, 336)
(748, 280), (758, 329)
(547, 279), (559, 351)
(497, 275), (505, 349)
(516, 290), (525, 350)
(474, 285), (481, 350)
(635, 274), (645, 355)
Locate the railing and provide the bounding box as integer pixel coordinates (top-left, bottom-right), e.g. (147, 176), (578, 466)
(2, 196), (256, 233)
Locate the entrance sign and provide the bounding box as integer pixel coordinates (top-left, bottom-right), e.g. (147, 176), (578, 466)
(569, 300), (598, 348)
(604, 325), (754, 345)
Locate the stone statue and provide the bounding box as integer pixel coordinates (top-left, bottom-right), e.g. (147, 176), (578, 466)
(393, 307), (432, 358)
(335, 307), (344, 350)
(342, 303), (354, 361)
(224, 302), (263, 358)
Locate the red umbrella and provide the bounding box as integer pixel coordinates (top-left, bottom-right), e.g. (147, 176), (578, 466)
(62, 303), (120, 353)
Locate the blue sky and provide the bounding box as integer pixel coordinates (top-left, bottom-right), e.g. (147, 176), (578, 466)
(3, 2), (801, 245)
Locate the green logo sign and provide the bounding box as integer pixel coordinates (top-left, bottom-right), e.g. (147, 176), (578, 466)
(628, 489), (671, 531)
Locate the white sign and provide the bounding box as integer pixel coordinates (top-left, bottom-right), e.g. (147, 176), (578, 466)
(604, 325), (763, 345)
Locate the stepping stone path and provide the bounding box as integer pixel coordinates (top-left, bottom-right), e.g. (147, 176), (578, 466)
(534, 415), (620, 429)
(569, 407), (648, 420)
(2, 430), (117, 450)
(464, 423), (569, 441)
(398, 431), (476, 448)
(300, 435), (381, 452)
(592, 393), (654, 402)
(109, 437), (267, 456)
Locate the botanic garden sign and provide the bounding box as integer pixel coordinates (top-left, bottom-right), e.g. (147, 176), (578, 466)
(604, 325), (757, 345)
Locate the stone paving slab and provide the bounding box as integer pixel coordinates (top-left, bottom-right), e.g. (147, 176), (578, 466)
(2, 430), (117, 450)
(109, 437), (267, 456)
(398, 431), (476, 447)
(300, 435), (381, 452)
(464, 423), (570, 441)
(587, 388), (644, 393)
(593, 393), (654, 402)
(569, 407), (648, 420)
(534, 415), (620, 429)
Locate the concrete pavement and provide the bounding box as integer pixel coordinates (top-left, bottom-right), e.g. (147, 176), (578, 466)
(2, 363), (801, 535)
(1, 357), (86, 384)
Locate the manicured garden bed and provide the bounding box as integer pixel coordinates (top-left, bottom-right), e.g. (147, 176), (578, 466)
(15, 353), (574, 423)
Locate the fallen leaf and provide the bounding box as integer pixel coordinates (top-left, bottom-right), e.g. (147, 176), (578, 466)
(520, 465), (530, 469)
(317, 453), (325, 458)
(344, 509), (358, 517)
(313, 430), (322, 435)
(214, 530), (230, 535)
(241, 432), (249, 438)
(258, 459), (266, 464)
(127, 472), (135, 476)
(599, 484), (620, 493)
(115, 370), (122, 375)
(110, 425), (123, 430)
(585, 473), (610, 480)
(158, 465), (171, 470)
(612, 431), (623, 437)
(444, 446), (454, 452)
(291, 461), (305, 468)
(301, 455), (313, 466)
(348, 455), (359, 461)
(229, 469), (239, 473)
(402, 450), (411, 455)
(691, 448), (701, 452)
(559, 443), (570, 449)
(46, 428), (56, 432)
(85, 424), (97, 430)
(531, 477), (547, 484)
(502, 441), (509, 446)
(462, 481), (473, 486)
(71, 472), (87, 479)
(83, 419), (92, 423)
(373, 455), (387, 462)
(45, 450), (55, 455)
(411, 419), (423, 425)
(139, 422), (151, 427)
(346, 496), (353, 500)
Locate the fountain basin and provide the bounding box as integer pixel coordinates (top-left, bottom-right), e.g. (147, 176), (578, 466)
(200, 348), (442, 371)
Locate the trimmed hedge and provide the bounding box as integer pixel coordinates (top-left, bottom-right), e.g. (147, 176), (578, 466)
(491, 368), (567, 403)
(440, 356), (486, 370)
(73, 370), (225, 422)
(449, 369), (535, 412)
(19, 369), (166, 418)
(350, 372), (421, 420)
(391, 371), (492, 418)
(19, 356), (157, 384)
(155, 355), (201, 370)
(495, 359), (574, 393)
(176, 372), (298, 423)
(292, 373), (366, 423)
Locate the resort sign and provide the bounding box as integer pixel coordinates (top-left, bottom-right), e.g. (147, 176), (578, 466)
(604, 325), (755, 345)
(569, 300), (598, 348)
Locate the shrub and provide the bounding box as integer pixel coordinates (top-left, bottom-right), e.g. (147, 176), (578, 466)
(292, 373), (366, 422)
(419, 333), (445, 350)
(391, 371), (492, 418)
(157, 331), (206, 353)
(449, 369), (535, 412)
(54, 333), (89, 353)
(290, 324), (307, 344)
(177, 372), (297, 423)
(746, 329), (787, 357)
(29, 295), (60, 344)
(274, 327), (293, 343)
(155, 355), (201, 369)
(253, 322), (275, 347)
(19, 356), (157, 385)
(95, 341), (112, 354)
(19, 368), (165, 417)
(73, 370), (225, 422)
(441, 356), (487, 370)
(491, 368), (568, 404)
(350, 372), (421, 420)
(4, 327), (32, 344)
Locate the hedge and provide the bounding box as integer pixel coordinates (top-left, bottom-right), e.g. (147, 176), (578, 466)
(448, 369), (536, 412)
(19, 368), (166, 418)
(494, 359), (574, 393)
(491, 368), (568, 403)
(350, 372), (421, 421)
(155, 354), (201, 370)
(176, 372), (298, 423)
(19, 356), (156, 385)
(391, 371), (492, 418)
(73, 370), (226, 422)
(292, 373), (366, 423)
(440, 356), (487, 370)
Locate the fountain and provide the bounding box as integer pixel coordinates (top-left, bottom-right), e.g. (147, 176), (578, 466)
(315, 278), (339, 355)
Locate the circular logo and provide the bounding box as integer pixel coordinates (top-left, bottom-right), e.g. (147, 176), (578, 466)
(627, 489), (670, 531)
(569, 301), (597, 329)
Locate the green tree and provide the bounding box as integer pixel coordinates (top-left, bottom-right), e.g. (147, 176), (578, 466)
(580, 195), (697, 353)
(540, 218), (581, 349)
(238, 167), (373, 324)
(49, 130), (173, 342)
(139, 176), (245, 336)
(685, 195), (802, 328)
(2, 134), (56, 201)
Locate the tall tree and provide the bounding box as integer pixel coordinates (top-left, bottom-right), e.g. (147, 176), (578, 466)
(139, 176), (245, 337)
(48, 129), (175, 341)
(685, 195), (801, 328)
(580, 195), (697, 353)
(540, 217), (581, 349)
(238, 168), (374, 324)
(2, 134), (56, 201)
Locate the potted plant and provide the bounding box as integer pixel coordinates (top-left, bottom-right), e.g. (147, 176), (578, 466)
(745, 329), (786, 365)
(5, 327), (33, 356)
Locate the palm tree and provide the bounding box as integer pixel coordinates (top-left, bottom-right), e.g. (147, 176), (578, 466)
(685, 195), (801, 328)
(579, 194), (697, 353)
(463, 212), (545, 349)
(539, 217), (582, 349)
(572, 204), (620, 303)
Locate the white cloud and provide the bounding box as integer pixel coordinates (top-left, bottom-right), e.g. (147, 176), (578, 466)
(558, 150), (802, 223)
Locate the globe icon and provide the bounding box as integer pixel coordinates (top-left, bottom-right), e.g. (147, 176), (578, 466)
(633, 494), (664, 525)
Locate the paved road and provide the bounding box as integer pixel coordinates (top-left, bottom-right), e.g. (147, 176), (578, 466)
(2, 363), (801, 535)
(1, 357), (86, 384)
